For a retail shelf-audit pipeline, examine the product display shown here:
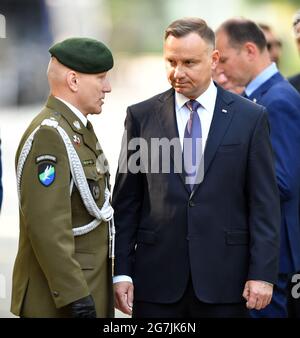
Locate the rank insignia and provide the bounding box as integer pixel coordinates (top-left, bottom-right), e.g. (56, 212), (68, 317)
(83, 159), (94, 166)
(73, 135), (81, 145)
(38, 163), (56, 186)
(73, 120), (81, 130)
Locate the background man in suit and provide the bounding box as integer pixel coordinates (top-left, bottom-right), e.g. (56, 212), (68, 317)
(11, 38), (115, 318)
(113, 17), (280, 318)
(216, 18), (300, 318)
(0, 137), (2, 212)
(288, 10), (300, 93)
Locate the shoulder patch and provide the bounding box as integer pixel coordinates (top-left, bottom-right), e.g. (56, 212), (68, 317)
(38, 162), (56, 186)
(36, 155), (57, 164)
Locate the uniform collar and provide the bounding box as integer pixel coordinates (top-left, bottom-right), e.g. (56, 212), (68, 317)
(55, 97), (87, 127)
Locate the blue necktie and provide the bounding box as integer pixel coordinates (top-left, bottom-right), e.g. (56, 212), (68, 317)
(183, 100), (202, 190)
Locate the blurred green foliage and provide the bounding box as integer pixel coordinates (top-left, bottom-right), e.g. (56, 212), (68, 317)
(251, 0), (300, 5)
(108, 0), (167, 53)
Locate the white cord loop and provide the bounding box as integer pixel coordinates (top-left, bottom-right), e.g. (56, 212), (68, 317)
(16, 117), (115, 258)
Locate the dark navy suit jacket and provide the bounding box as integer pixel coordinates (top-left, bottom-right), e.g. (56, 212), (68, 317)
(113, 85), (280, 304)
(248, 72), (300, 274)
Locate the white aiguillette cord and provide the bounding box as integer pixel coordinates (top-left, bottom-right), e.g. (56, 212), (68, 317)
(16, 117), (115, 258)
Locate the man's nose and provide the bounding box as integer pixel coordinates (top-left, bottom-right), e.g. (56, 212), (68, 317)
(173, 66), (184, 79)
(103, 78), (112, 93)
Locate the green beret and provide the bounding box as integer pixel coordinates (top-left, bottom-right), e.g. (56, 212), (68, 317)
(49, 37), (113, 73)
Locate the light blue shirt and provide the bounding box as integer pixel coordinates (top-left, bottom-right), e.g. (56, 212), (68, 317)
(245, 62), (278, 97)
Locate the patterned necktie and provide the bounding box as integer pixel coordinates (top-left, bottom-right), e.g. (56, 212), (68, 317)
(183, 100), (202, 190)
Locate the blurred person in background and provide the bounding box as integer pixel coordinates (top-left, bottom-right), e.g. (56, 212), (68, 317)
(288, 10), (300, 93)
(11, 37), (115, 318)
(0, 0), (52, 106)
(216, 18), (300, 318)
(113, 17), (280, 318)
(213, 67), (244, 94)
(258, 23), (282, 67)
(286, 9), (300, 319)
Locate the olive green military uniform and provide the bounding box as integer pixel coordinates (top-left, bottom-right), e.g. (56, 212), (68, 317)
(11, 96), (114, 317)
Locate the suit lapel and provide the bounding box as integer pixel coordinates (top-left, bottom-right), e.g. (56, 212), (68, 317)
(155, 89), (190, 193)
(191, 87), (235, 197)
(155, 88), (179, 140)
(248, 72), (283, 103)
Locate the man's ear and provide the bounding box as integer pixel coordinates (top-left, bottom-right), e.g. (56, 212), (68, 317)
(211, 49), (220, 70)
(66, 71), (79, 92)
(244, 42), (257, 61)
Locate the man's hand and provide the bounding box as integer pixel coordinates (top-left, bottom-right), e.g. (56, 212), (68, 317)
(70, 294), (97, 318)
(114, 281), (134, 315)
(243, 280), (273, 310)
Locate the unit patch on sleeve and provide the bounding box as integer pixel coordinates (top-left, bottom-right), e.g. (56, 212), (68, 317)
(38, 162), (56, 186)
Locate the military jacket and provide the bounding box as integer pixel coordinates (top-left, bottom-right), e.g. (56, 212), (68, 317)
(11, 96), (113, 317)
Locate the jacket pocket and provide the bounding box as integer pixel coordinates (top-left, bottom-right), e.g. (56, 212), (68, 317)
(226, 230), (249, 245)
(74, 252), (95, 270)
(136, 230), (157, 245)
(217, 144), (241, 153)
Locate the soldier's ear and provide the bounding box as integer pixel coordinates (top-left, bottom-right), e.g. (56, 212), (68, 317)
(66, 71), (79, 92)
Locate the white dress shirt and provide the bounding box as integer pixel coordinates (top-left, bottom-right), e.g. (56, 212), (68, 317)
(175, 79), (217, 152)
(113, 80), (218, 285)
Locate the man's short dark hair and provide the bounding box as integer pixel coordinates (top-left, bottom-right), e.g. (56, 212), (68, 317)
(218, 18), (267, 52)
(165, 17), (215, 49)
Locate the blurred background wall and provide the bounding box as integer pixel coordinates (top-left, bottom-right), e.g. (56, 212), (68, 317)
(1, 0), (300, 317)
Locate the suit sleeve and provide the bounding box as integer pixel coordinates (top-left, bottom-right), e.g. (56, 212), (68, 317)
(112, 107), (144, 277)
(247, 109), (281, 283)
(19, 126), (89, 308)
(267, 99), (300, 201)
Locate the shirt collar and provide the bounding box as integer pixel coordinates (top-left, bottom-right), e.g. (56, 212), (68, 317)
(245, 62), (278, 97)
(175, 80), (217, 113)
(55, 97), (88, 127)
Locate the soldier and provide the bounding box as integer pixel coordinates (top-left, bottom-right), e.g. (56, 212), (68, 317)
(11, 37), (115, 318)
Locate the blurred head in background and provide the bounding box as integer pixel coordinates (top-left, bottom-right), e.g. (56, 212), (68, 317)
(292, 11), (300, 54)
(216, 18), (271, 88)
(258, 23), (282, 66)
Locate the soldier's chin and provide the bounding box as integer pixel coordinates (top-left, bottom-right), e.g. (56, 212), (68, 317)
(90, 108), (102, 115)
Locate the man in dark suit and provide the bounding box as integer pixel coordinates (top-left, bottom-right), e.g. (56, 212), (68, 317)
(216, 18), (300, 318)
(0, 137), (2, 211)
(113, 17), (280, 318)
